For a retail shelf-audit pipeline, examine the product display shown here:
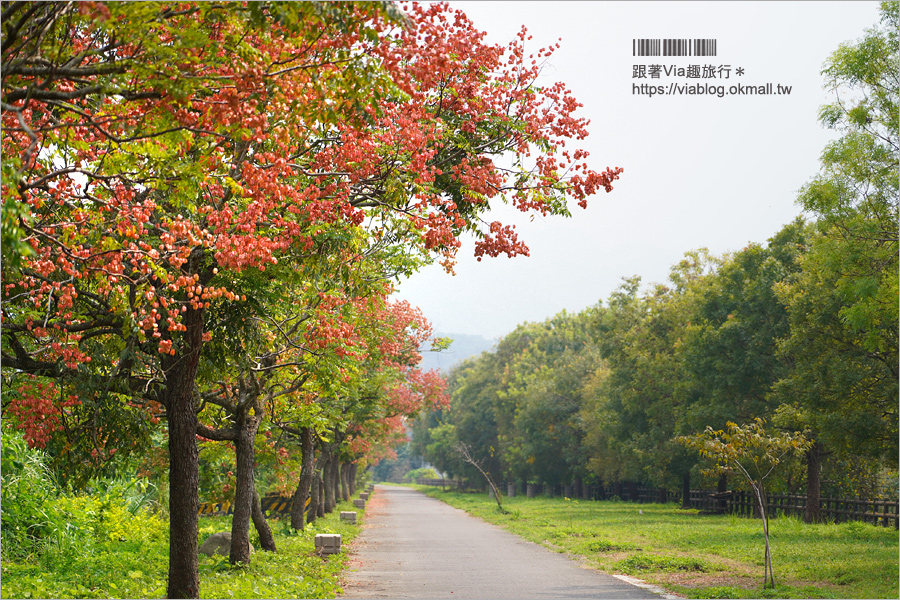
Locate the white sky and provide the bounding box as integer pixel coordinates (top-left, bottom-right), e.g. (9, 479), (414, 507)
(394, 1), (883, 340)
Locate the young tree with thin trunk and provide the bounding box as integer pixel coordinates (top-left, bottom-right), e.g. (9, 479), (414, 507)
(678, 419), (810, 590)
(454, 441), (506, 513)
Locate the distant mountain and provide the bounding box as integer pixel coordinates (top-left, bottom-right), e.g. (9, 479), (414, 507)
(418, 332), (497, 373)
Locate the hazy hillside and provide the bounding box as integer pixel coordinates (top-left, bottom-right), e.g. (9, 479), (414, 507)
(418, 333), (497, 373)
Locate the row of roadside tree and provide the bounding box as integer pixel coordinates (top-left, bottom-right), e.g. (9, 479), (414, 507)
(1, 3), (623, 597)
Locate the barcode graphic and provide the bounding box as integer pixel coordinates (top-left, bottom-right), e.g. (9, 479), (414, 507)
(633, 38), (717, 57)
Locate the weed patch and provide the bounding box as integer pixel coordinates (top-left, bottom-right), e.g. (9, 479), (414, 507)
(616, 553), (710, 574)
(579, 538), (637, 553)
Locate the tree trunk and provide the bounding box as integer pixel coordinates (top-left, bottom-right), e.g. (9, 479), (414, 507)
(333, 459), (343, 508)
(229, 408), (260, 565)
(251, 483), (276, 552)
(291, 427), (316, 530)
(327, 456), (340, 511)
(627, 481), (638, 502)
(753, 483), (775, 589)
(681, 471), (692, 509)
(340, 462), (350, 501)
(322, 452), (335, 513)
(717, 473), (729, 513)
(315, 471), (325, 518)
(163, 304), (204, 599)
(195, 398), (273, 561)
(804, 441), (822, 524)
(349, 462), (358, 496)
(306, 472), (320, 524)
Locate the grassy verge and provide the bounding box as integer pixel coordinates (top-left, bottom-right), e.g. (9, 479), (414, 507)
(411, 486), (898, 599)
(1, 497), (366, 599)
(197, 507), (361, 599)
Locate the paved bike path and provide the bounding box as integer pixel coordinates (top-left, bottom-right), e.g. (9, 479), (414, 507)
(341, 485), (670, 599)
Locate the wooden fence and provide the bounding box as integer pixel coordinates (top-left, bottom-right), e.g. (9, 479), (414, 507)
(631, 486), (899, 529)
(383, 478), (898, 529)
(722, 490), (899, 528)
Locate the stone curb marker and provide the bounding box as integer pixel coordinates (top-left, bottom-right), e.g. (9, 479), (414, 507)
(315, 533), (341, 555)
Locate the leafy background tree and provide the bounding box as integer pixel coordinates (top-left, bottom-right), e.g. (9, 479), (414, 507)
(414, 3), (897, 512)
(773, 0), (898, 519)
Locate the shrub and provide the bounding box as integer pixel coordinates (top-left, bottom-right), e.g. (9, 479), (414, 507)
(403, 467), (441, 481)
(0, 428), (62, 559)
(1, 475), (169, 598)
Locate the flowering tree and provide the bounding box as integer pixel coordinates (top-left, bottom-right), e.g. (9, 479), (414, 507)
(2, 2), (621, 596)
(195, 230), (397, 561)
(340, 297), (449, 470)
(269, 294), (448, 531)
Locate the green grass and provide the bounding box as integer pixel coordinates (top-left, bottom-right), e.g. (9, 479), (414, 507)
(411, 485), (899, 599)
(197, 511), (360, 599)
(1, 498), (365, 599)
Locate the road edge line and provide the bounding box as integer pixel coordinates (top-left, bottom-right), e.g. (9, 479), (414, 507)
(612, 574), (683, 599)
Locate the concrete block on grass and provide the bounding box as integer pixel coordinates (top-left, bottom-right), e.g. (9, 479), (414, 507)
(314, 533), (342, 554)
(353, 498), (366, 509)
(340, 511), (357, 524)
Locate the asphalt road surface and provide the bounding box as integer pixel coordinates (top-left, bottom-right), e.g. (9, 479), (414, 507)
(341, 485), (671, 599)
